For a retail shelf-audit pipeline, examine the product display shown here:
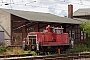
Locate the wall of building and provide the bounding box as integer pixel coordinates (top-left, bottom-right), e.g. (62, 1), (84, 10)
(0, 10), (11, 45)
(66, 24), (81, 43)
(11, 14), (81, 45)
(11, 15), (26, 45)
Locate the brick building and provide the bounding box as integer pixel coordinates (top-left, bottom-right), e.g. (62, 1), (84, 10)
(0, 5), (84, 46)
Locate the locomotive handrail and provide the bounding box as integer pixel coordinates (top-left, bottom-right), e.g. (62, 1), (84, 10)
(44, 35), (48, 42)
(40, 35), (44, 45)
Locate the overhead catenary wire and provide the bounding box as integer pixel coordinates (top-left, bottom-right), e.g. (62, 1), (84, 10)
(0, 0), (90, 6)
(11, 0), (14, 4)
(0, 0), (90, 16)
(10, 0), (12, 9)
(0, 0), (90, 8)
(80, 0), (83, 5)
(1, 0), (3, 3)
(0, 1), (67, 11)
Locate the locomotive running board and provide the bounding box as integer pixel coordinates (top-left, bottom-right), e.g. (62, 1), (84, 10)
(41, 44), (70, 46)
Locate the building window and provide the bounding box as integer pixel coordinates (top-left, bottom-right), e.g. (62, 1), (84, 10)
(81, 31), (86, 40)
(27, 27), (34, 32)
(69, 30), (75, 40)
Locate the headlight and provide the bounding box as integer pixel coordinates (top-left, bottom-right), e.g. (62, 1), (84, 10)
(32, 45), (35, 49)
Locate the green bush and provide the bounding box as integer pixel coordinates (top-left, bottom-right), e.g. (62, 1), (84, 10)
(74, 44), (89, 51)
(65, 43), (90, 54)
(0, 46), (7, 53)
(82, 37), (90, 48)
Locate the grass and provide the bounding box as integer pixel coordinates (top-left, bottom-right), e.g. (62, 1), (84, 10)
(29, 51), (37, 56)
(0, 46), (25, 55)
(24, 50), (30, 54)
(65, 37), (90, 54)
(0, 45), (37, 56)
(4, 47), (24, 55)
(65, 43), (90, 54)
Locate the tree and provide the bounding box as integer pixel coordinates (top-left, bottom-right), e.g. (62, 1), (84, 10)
(80, 21), (90, 36)
(80, 21), (90, 47)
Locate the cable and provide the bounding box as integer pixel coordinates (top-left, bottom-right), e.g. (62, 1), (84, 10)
(62, 0), (90, 6)
(0, 0), (86, 5)
(0, 1), (67, 11)
(0, 0), (90, 11)
(11, 0), (14, 4)
(24, 1), (36, 5)
(21, 0), (23, 2)
(1, 0), (3, 3)
(10, 0), (12, 9)
(80, 0), (83, 4)
(0, 0), (89, 6)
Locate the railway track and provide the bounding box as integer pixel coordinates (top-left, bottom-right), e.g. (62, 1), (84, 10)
(0, 53), (90, 60)
(0, 54), (32, 58)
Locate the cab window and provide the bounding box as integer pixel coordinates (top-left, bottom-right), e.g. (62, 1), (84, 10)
(55, 29), (62, 34)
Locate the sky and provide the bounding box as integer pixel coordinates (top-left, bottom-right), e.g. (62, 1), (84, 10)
(0, 0), (90, 17)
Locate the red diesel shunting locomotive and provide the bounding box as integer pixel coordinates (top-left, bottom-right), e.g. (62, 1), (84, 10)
(27, 25), (71, 53)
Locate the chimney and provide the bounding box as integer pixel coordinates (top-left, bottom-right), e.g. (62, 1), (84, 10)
(68, 4), (73, 18)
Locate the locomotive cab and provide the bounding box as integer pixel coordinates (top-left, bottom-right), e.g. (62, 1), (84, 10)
(54, 27), (63, 34)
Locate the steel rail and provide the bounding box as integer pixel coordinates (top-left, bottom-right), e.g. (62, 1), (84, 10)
(0, 53), (90, 60)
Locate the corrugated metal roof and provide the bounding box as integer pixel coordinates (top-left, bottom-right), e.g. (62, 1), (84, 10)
(0, 8), (81, 24)
(73, 18), (90, 22)
(73, 8), (90, 16)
